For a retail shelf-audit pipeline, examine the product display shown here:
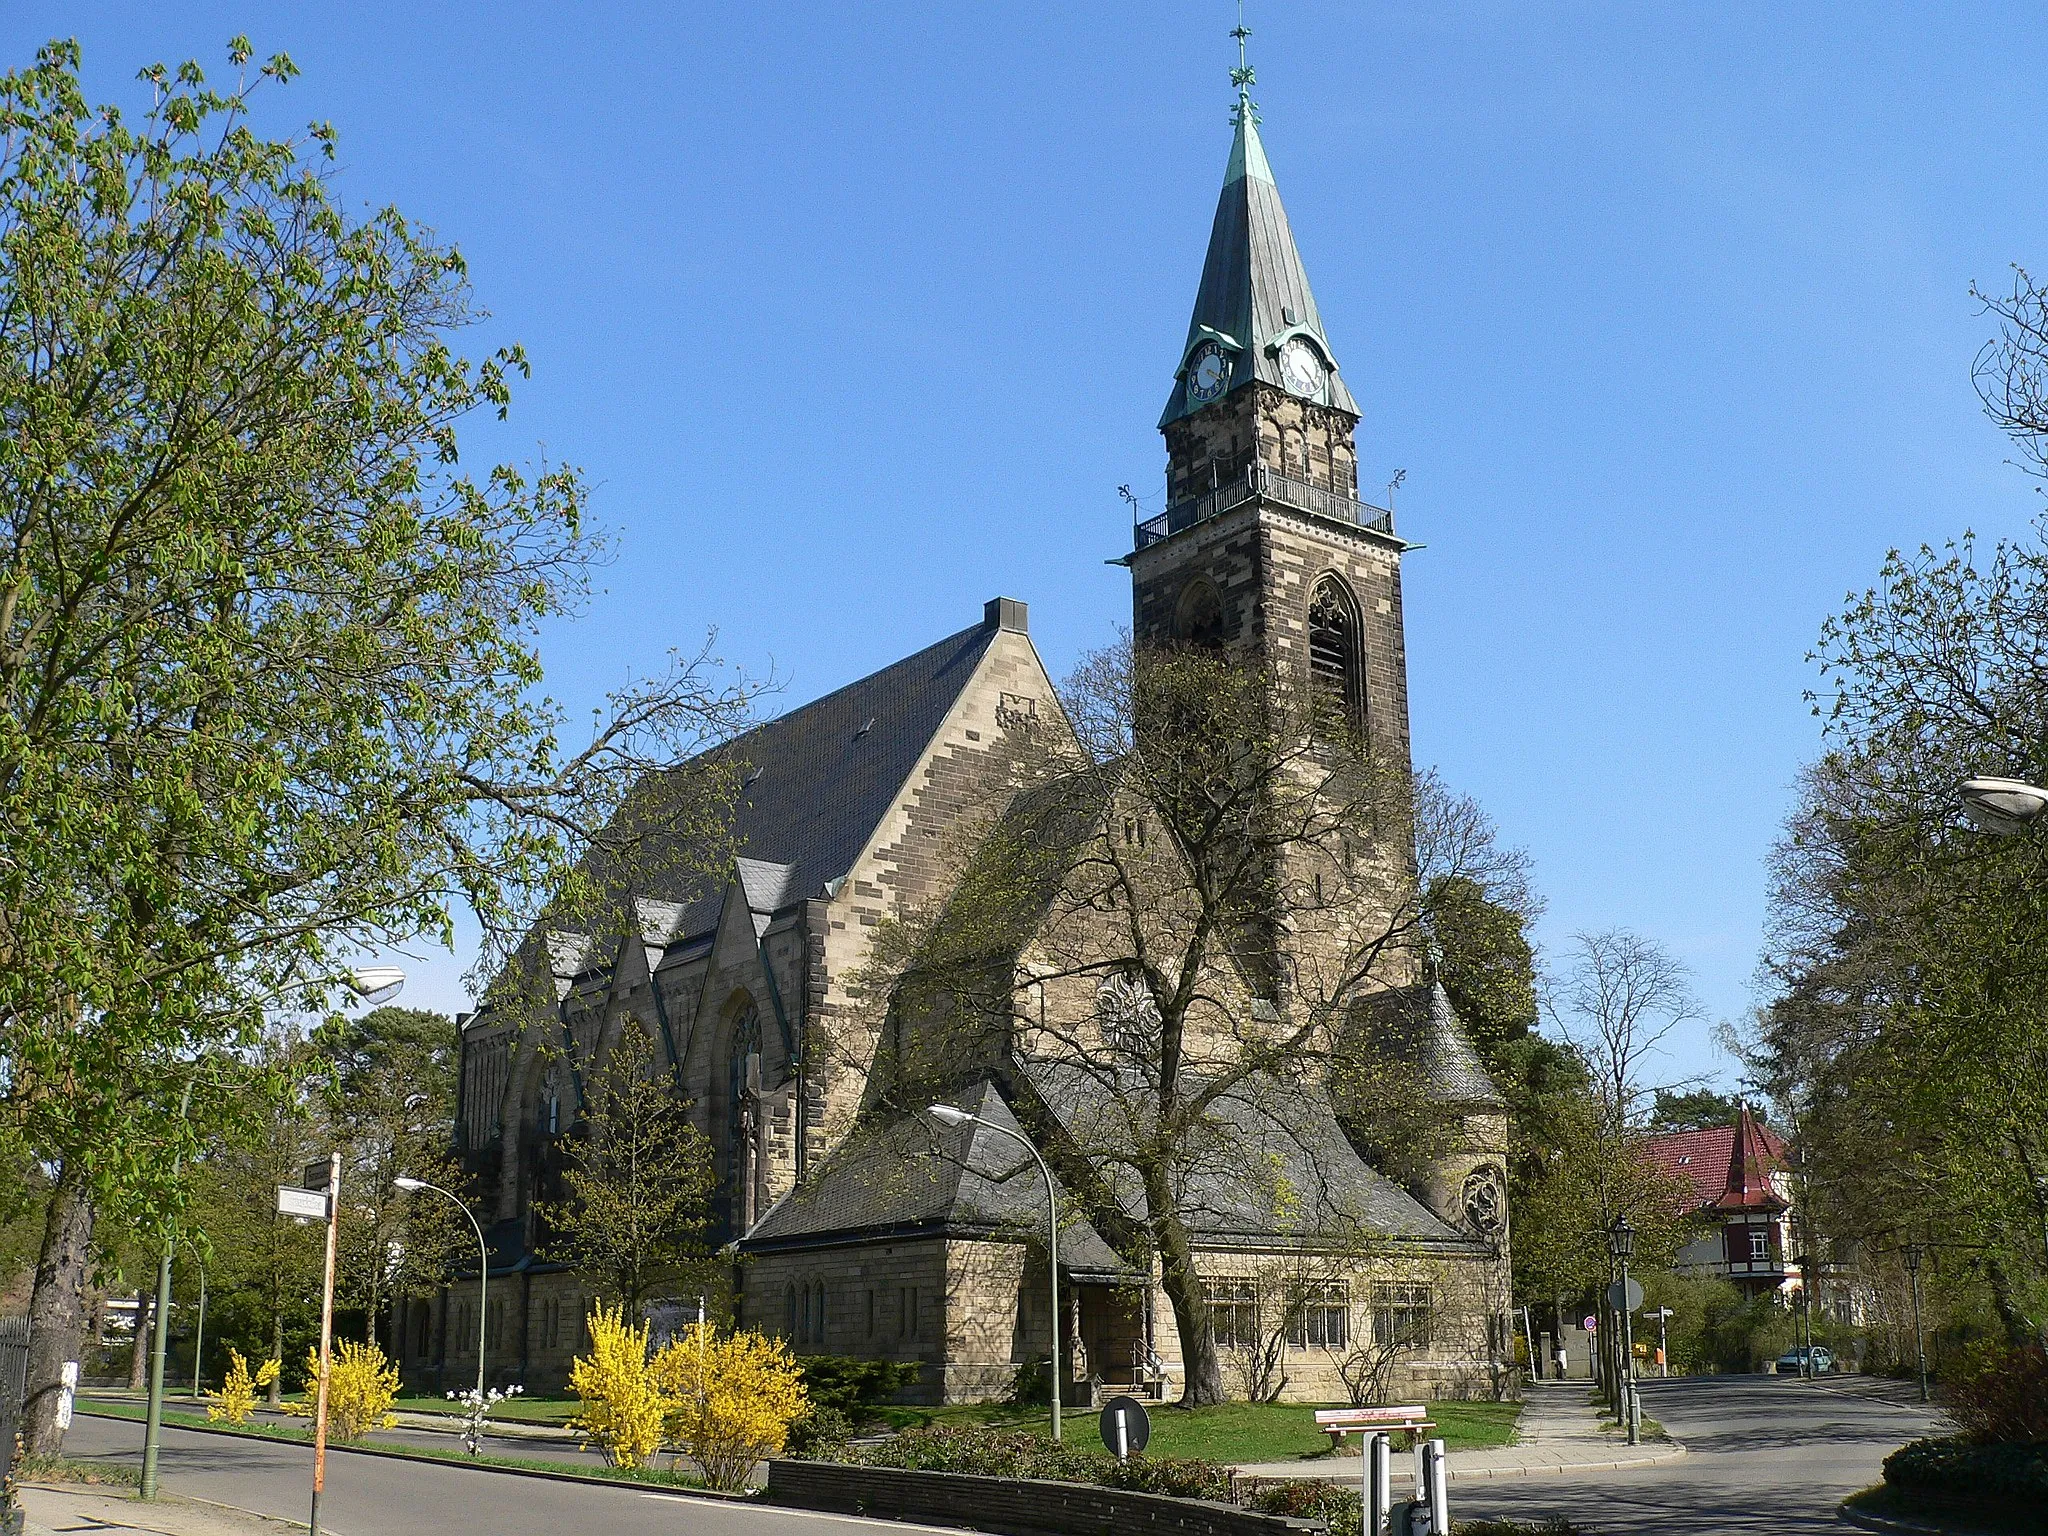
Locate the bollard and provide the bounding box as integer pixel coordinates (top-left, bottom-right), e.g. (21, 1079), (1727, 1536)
(1420, 1438), (1449, 1535)
(1363, 1432), (1391, 1536)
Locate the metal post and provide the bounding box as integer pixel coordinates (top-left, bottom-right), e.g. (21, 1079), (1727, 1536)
(1422, 1438), (1449, 1535)
(141, 1074), (200, 1500)
(1618, 1260), (1638, 1446)
(1657, 1307), (1669, 1379)
(191, 1268), (207, 1398)
(1904, 1245), (1928, 1404)
(924, 1107), (1059, 1442)
(394, 1177), (488, 1443)
(1364, 1431), (1390, 1536)
(310, 1151), (341, 1536)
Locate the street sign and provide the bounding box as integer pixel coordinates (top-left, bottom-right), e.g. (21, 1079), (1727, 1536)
(1605, 1278), (1645, 1313)
(1098, 1394), (1150, 1460)
(303, 1160), (332, 1192)
(1582, 1315), (1597, 1332)
(277, 1186), (329, 1220)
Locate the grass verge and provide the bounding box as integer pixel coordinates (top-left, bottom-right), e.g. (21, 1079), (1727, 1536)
(16, 1452), (143, 1487)
(875, 1399), (1519, 1463)
(75, 1403), (706, 1493)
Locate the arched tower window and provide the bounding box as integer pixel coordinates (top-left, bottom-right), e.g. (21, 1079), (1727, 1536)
(1307, 576), (1364, 737)
(1175, 578), (1227, 649)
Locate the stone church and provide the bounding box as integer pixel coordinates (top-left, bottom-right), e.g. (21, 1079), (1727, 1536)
(417, 76), (1512, 1406)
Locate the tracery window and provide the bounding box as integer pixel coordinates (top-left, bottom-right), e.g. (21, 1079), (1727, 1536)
(1286, 1283), (1350, 1351)
(1307, 576), (1363, 736)
(1371, 1284), (1432, 1349)
(1096, 970), (1161, 1057)
(1175, 578), (1226, 649)
(1204, 1280), (1259, 1351)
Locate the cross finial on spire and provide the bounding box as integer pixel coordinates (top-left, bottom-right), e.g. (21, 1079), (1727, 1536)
(1230, 0), (1259, 126)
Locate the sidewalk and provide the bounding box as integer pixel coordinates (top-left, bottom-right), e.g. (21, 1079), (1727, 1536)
(19, 1483), (298, 1536)
(1230, 1383), (1686, 1484)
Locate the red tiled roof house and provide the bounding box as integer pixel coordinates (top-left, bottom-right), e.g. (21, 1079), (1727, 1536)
(1642, 1107), (1793, 1298)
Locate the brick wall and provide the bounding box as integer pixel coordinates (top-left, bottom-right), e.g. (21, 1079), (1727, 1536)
(764, 1461), (1319, 1536)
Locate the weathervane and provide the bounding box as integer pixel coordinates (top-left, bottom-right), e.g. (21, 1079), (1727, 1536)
(1230, 0), (1259, 126)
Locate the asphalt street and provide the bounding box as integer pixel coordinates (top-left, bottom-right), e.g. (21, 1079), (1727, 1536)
(60, 1375), (1937, 1536)
(1456, 1373), (1938, 1535)
(59, 1414), (932, 1536)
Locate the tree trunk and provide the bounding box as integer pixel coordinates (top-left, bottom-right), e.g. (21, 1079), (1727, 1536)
(1149, 1198), (1224, 1407)
(126, 1287), (153, 1390)
(21, 1162), (96, 1456)
(267, 1309), (284, 1405)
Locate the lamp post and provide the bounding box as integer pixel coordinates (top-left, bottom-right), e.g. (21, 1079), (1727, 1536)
(394, 1175), (489, 1440)
(927, 1103), (1061, 1443)
(1902, 1243), (1928, 1404)
(1607, 1216), (1638, 1446)
(1793, 1252), (1815, 1379)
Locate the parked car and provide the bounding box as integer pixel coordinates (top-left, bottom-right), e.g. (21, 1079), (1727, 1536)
(1775, 1346), (1834, 1374)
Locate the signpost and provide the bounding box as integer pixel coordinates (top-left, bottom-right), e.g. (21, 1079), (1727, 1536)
(281, 1156), (341, 1536)
(1097, 1395), (1150, 1462)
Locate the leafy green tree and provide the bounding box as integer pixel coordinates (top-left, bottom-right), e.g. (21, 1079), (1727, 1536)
(1648, 1088), (1751, 1134)
(1426, 873), (1540, 1074)
(1749, 267), (2048, 1347)
(319, 1007), (469, 1346)
(0, 40), (752, 1452)
(538, 1027), (718, 1315)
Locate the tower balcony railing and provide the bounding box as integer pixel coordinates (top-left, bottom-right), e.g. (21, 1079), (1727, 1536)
(1134, 463), (1396, 549)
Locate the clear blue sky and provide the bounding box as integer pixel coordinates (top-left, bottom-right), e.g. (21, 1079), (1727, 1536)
(19, 4), (2048, 1089)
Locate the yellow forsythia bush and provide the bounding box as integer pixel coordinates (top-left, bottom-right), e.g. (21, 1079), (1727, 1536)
(205, 1350), (280, 1424)
(651, 1322), (808, 1492)
(301, 1339), (400, 1439)
(568, 1302), (664, 1469)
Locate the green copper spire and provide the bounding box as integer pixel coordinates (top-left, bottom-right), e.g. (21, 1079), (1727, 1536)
(1159, 10), (1357, 428)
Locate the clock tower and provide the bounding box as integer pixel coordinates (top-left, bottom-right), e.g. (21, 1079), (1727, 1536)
(1130, 77), (1413, 774)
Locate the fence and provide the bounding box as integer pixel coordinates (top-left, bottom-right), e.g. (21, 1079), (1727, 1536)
(1, 1314), (29, 1503)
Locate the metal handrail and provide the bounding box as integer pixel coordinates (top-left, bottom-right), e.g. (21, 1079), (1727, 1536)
(1135, 463), (1394, 549)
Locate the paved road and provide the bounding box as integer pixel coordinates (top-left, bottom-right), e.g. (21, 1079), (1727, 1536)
(59, 1414), (921, 1536)
(1456, 1374), (1937, 1535)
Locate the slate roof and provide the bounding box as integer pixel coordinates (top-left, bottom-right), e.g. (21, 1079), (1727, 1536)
(1643, 1109), (1789, 1213)
(644, 607), (1008, 943)
(1017, 1060), (1463, 1246)
(1160, 103), (1360, 428)
(1350, 982), (1505, 1107)
(740, 1080), (1136, 1279)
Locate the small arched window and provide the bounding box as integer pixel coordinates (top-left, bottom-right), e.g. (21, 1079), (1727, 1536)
(1175, 578), (1226, 649)
(785, 1284), (799, 1340)
(1307, 576), (1364, 737)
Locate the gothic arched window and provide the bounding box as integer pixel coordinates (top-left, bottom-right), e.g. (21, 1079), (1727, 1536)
(1175, 578), (1226, 649)
(726, 998), (763, 1230)
(1307, 576), (1364, 737)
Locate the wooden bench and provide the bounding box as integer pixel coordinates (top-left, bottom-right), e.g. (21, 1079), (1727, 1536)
(1313, 1405), (1435, 1454)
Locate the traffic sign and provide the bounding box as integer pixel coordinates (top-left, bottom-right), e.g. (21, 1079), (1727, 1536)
(1605, 1278), (1645, 1313)
(1098, 1394), (1150, 1460)
(1582, 1315), (1597, 1332)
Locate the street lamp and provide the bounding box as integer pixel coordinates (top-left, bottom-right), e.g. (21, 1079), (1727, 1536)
(1958, 776), (2048, 836)
(394, 1175), (489, 1447)
(927, 1103), (1061, 1443)
(1902, 1243), (1929, 1404)
(1607, 1216), (1638, 1446)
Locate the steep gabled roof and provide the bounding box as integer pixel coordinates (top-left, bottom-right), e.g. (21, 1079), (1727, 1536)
(1642, 1109), (1788, 1213)
(648, 604), (1015, 941)
(1160, 102), (1359, 428)
(740, 1079), (1135, 1279)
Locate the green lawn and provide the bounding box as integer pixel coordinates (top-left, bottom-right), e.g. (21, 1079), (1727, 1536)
(880, 1398), (1519, 1465)
(390, 1395), (579, 1426)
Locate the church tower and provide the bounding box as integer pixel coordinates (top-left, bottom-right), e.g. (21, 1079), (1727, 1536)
(1130, 70), (1412, 775)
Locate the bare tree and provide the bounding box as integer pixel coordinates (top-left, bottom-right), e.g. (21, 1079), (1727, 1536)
(842, 639), (1526, 1407)
(1549, 930), (1705, 1129)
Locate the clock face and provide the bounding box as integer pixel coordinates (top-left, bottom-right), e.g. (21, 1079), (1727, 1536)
(1186, 343), (1231, 404)
(1279, 338), (1325, 399)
